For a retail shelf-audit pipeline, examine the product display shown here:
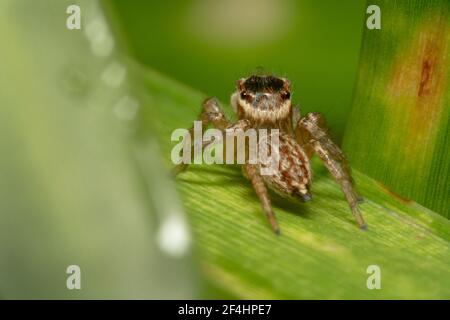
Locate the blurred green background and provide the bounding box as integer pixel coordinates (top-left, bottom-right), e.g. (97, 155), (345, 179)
(108, 0), (366, 141)
(0, 0), (198, 299)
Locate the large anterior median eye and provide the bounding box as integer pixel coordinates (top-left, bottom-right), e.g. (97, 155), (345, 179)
(240, 91), (254, 103)
(280, 91), (290, 100)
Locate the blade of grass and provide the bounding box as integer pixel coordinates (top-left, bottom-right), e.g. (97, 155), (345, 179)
(343, 0), (450, 217)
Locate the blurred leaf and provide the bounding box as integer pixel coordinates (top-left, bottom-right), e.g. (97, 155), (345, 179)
(0, 0), (196, 299)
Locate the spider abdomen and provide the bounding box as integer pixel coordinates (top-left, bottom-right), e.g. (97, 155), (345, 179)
(259, 133), (312, 201)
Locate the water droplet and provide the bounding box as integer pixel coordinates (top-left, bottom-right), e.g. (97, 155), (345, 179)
(102, 61), (127, 87)
(113, 95), (139, 120)
(156, 214), (191, 258)
(84, 16), (114, 57)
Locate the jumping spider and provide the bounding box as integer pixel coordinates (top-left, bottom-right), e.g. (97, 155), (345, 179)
(173, 75), (366, 234)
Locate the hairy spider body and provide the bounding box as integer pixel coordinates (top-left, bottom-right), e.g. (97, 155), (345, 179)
(173, 75), (366, 234)
(260, 132), (312, 202)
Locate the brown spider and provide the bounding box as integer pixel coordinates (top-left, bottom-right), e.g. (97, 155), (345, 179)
(173, 75), (366, 234)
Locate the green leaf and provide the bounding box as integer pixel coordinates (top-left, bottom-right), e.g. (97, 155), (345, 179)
(343, 0), (450, 217)
(135, 66), (450, 299)
(0, 0), (196, 299)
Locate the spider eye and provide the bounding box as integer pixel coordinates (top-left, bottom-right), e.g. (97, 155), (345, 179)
(281, 91), (291, 100)
(240, 92), (248, 100)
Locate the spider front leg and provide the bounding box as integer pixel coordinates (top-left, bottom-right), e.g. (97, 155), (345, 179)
(172, 97), (231, 176)
(296, 112), (367, 230)
(243, 164), (280, 235)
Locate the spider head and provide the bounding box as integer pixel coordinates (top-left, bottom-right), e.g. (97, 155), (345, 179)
(232, 75), (292, 123)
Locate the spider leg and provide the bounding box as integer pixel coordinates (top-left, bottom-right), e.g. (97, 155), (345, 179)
(243, 164), (280, 235)
(296, 112), (367, 229)
(293, 108), (314, 159)
(172, 97), (231, 176)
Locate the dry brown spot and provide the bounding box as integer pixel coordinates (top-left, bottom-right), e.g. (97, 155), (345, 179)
(378, 182), (412, 205)
(418, 55), (433, 97)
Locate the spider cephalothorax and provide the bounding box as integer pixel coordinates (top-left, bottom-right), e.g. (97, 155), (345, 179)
(173, 74), (366, 234)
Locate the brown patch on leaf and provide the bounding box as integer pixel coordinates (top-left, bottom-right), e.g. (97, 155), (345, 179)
(387, 12), (448, 153)
(378, 182), (412, 205)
